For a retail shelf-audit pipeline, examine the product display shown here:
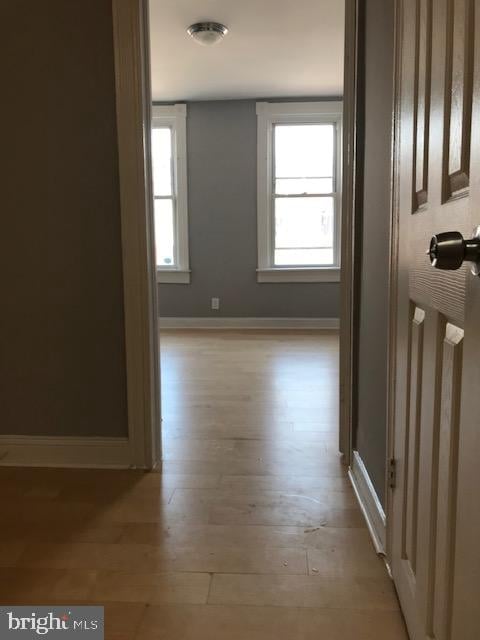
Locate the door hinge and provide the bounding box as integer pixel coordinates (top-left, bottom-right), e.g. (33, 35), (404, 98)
(388, 458), (397, 489)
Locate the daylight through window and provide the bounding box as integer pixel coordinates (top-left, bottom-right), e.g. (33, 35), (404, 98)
(151, 104), (190, 284)
(256, 102), (342, 283)
(273, 123), (335, 267)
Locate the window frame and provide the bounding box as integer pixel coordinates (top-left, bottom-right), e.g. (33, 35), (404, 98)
(152, 104), (190, 284)
(256, 101), (343, 282)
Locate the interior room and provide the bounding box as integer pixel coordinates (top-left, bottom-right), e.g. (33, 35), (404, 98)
(151, 1), (345, 496)
(4, 0), (479, 637)
(148, 0), (405, 637)
(0, 0), (403, 635)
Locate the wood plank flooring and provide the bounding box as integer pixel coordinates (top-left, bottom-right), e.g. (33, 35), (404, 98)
(0, 330), (408, 639)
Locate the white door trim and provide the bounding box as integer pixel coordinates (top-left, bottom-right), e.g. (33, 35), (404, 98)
(339, 0), (360, 467)
(384, 0), (403, 568)
(112, 0), (161, 469)
(349, 450), (387, 554)
(341, 0), (399, 569)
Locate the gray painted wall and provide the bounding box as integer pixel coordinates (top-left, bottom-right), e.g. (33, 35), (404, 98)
(0, 0), (128, 437)
(354, 0), (395, 506)
(158, 100), (340, 318)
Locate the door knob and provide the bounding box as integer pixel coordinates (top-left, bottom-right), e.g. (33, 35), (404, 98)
(428, 227), (480, 276)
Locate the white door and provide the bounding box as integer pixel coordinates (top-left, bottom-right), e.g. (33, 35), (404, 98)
(390, 0), (480, 638)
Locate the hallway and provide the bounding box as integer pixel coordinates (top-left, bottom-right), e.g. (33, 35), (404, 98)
(0, 331), (407, 639)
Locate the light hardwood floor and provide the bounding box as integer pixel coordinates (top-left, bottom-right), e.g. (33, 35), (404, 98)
(0, 330), (408, 639)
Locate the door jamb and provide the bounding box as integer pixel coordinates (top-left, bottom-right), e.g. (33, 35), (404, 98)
(114, 0), (389, 479)
(385, 0), (403, 566)
(340, 0), (401, 567)
(339, 0), (361, 467)
(112, 0), (161, 469)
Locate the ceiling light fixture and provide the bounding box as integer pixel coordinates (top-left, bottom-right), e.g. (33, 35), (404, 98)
(187, 22), (229, 46)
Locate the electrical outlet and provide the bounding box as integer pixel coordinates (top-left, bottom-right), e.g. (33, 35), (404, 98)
(211, 297), (220, 311)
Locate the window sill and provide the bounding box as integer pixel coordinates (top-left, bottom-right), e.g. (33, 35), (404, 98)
(257, 267), (340, 283)
(157, 269), (191, 284)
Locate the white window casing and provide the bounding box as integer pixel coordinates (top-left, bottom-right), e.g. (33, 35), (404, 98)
(256, 101), (343, 283)
(152, 104), (190, 284)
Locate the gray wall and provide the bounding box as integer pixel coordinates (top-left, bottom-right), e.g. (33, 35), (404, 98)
(354, 0), (395, 506)
(0, 0), (128, 437)
(158, 100), (340, 318)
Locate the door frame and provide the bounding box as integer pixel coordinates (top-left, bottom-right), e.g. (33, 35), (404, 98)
(120, 0), (365, 472)
(113, 0), (161, 469)
(118, 0), (399, 491)
(339, 0), (362, 467)
(384, 0), (403, 565)
(339, 0), (402, 564)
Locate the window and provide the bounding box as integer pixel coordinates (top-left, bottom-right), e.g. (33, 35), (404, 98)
(256, 102), (342, 282)
(151, 104), (190, 283)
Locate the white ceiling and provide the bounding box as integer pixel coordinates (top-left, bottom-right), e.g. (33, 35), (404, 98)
(149, 0), (345, 101)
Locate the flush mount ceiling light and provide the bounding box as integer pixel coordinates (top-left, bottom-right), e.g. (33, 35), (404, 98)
(187, 22), (229, 46)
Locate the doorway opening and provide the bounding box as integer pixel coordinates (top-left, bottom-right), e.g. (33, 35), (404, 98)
(137, 0), (408, 634)
(149, 0), (344, 482)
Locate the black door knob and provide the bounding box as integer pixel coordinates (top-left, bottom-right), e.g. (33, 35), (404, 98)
(428, 228), (480, 276)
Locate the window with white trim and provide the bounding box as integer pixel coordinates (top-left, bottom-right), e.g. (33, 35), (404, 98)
(151, 104), (190, 284)
(256, 102), (342, 282)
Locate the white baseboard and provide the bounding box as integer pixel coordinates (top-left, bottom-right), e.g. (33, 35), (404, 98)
(159, 317), (340, 330)
(348, 450), (386, 555)
(0, 435), (132, 469)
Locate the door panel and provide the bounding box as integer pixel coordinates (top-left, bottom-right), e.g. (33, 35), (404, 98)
(443, 0), (474, 198)
(391, 0), (479, 638)
(430, 323), (463, 640)
(402, 306), (425, 578)
(412, 0), (432, 210)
